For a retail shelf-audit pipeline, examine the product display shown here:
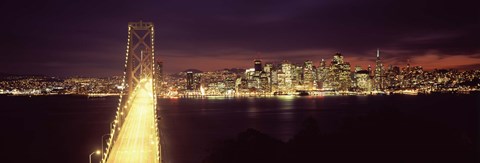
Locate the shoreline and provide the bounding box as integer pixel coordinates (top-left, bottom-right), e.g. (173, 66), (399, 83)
(1, 90), (478, 98)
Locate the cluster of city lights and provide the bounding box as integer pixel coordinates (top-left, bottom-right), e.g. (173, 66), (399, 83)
(157, 51), (480, 97)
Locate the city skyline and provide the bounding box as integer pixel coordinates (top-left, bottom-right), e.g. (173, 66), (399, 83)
(1, 0), (479, 76)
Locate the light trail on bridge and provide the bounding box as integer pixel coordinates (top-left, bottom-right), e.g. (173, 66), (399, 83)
(106, 79), (160, 163)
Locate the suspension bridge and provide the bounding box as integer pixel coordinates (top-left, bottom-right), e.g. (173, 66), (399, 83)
(101, 21), (161, 163)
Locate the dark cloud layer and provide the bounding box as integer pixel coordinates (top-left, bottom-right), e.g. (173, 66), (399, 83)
(1, 0), (479, 76)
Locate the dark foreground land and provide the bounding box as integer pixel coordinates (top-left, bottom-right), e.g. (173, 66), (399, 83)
(203, 109), (478, 163)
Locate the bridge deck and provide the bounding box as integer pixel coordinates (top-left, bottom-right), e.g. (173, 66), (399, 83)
(106, 80), (159, 163)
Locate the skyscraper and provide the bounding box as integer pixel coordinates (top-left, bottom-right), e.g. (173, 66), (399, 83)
(317, 59), (328, 89)
(332, 52), (344, 65)
(386, 65), (400, 89)
(263, 63), (272, 74)
(374, 49), (385, 91)
(354, 66), (372, 92)
(324, 53), (352, 91)
(367, 65), (372, 76)
(186, 71), (194, 90)
(278, 61), (293, 93)
(303, 60), (315, 90)
(155, 61), (164, 95)
(254, 59), (262, 72)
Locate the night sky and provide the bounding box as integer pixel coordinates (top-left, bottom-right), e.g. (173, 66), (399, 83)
(1, 0), (479, 77)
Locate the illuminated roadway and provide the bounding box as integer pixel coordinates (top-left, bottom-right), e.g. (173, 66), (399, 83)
(106, 79), (160, 163)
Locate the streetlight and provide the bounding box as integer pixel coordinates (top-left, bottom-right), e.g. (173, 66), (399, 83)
(89, 150), (100, 163)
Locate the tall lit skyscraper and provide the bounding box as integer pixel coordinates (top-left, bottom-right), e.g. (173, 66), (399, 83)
(374, 49), (385, 91)
(303, 60), (314, 90)
(278, 61), (293, 93)
(317, 59), (328, 89)
(186, 71), (194, 90)
(324, 53), (351, 91)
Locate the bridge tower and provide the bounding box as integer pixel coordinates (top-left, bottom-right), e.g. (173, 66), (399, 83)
(102, 21), (160, 163)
